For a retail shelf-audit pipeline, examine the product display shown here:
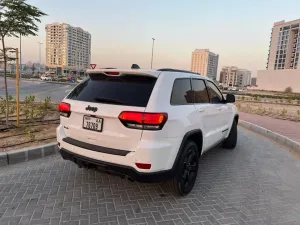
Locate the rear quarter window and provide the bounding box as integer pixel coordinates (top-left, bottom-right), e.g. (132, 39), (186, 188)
(170, 78), (194, 105)
(67, 74), (157, 107)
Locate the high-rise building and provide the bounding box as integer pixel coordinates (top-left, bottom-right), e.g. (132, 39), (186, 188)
(236, 69), (251, 87)
(191, 49), (219, 80)
(45, 23), (91, 74)
(251, 77), (257, 86)
(220, 66), (251, 87)
(257, 19), (300, 92)
(267, 19), (300, 70)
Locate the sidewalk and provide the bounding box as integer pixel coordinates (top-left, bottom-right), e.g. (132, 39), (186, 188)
(239, 112), (300, 143)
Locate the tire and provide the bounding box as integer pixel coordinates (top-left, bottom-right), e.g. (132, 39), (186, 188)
(222, 120), (237, 149)
(169, 141), (199, 196)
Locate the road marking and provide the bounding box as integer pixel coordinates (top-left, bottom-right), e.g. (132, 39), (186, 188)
(65, 90), (71, 93)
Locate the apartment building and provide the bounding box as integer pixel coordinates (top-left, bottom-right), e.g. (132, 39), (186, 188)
(251, 77), (257, 86)
(267, 19), (300, 70)
(191, 49), (219, 81)
(257, 19), (300, 92)
(236, 69), (251, 87)
(45, 23), (91, 75)
(220, 66), (251, 87)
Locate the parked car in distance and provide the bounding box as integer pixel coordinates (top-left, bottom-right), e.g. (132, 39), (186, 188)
(40, 75), (52, 81)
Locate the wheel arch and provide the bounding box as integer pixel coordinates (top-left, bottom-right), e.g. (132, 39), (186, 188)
(171, 129), (203, 172)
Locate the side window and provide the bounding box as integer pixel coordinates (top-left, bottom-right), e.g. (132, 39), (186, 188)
(206, 81), (224, 103)
(170, 78), (193, 105)
(191, 79), (210, 104)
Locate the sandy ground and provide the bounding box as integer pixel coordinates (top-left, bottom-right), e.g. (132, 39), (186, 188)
(0, 106), (59, 152)
(236, 101), (300, 121)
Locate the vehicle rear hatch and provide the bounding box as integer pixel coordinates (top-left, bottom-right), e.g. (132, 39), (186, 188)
(60, 70), (159, 151)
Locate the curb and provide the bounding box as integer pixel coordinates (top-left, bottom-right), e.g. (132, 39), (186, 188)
(0, 143), (58, 167)
(239, 120), (300, 152)
(46, 81), (77, 86)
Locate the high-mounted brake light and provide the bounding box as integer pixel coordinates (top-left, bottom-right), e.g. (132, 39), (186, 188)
(105, 71), (120, 76)
(59, 102), (71, 117)
(118, 111), (168, 130)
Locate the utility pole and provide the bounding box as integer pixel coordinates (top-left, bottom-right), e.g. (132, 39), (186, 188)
(151, 38), (155, 69)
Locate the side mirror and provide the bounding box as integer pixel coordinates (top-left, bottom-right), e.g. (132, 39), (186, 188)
(226, 94), (235, 103)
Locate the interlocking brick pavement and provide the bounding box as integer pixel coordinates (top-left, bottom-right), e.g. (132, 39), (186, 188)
(1, 128), (300, 225)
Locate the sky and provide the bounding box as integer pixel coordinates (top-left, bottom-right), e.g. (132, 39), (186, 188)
(4, 0), (300, 77)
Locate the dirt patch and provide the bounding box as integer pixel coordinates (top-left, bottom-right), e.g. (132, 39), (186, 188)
(235, 101), (300, 121)
(0, 99), (59, 152)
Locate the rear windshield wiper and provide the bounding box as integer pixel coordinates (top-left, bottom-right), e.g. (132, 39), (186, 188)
(94, 97), (124, 105)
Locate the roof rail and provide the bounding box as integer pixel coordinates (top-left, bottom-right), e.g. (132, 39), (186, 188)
(157, 68), (200, 75)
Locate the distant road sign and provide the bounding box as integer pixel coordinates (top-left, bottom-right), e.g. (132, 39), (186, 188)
(90, 64), (96, 69)
(71, 77), (76, 83)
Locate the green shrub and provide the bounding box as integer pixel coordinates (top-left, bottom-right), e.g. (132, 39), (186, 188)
(23, 95), (36, 121)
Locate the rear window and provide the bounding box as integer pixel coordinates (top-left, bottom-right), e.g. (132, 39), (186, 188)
(67, 74), (156, 107)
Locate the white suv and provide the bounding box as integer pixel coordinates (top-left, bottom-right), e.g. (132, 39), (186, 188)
(57, 67), (238, 196)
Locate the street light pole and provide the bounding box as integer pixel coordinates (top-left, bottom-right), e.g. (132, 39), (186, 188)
(37, 42), (43, 74)
(151, 38), (155, 69)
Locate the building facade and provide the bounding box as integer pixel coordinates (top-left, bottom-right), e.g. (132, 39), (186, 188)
(191, 49), (219, 80)
(251, 77), (257, 86)
(45, 23), (91, 75)
(267, 19), (300, 70)
(257, 19), (300, 92)
(236, 69), (251, 87)
(220, 66), (251, 87)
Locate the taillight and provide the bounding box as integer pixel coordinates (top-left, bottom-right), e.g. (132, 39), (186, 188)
(59, 102), (71, 117)
(135, 163), (151, 169)
(105, 71), (120, 76)
(118, 111), (168, 130)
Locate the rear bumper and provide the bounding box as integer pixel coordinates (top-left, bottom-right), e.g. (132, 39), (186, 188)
(60, 148), (174, 182)
(57, 124), (181, 173)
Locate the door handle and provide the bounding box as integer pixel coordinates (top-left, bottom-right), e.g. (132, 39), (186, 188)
(198, 108), (205, 112)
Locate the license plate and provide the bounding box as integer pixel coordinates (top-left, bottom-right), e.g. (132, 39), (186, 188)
(83, 115), (103, 132)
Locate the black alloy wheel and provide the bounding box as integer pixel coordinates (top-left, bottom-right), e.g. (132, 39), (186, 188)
(170, 141), (199, 196)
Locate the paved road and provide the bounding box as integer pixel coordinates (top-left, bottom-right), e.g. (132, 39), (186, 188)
(0, 77), (73, 103)
(240, 112), (300, 143)
(1, 128), (300, 225)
